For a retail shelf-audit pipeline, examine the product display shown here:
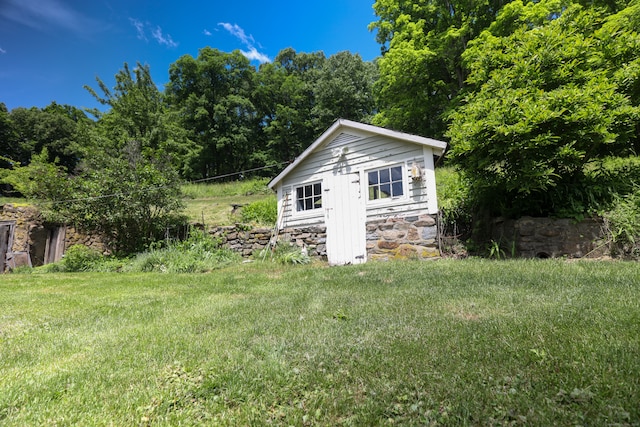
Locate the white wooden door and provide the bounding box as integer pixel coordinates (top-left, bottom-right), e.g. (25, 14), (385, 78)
(324, 172), (366, 265)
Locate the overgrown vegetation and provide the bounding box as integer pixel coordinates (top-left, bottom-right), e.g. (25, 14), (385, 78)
(257, 242), (311, 265)
(240, 196), (277, 225)
(1, 260), (638, 425)
(123, 229), (239, 273)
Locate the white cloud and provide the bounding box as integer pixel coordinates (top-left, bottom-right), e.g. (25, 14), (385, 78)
(0, 0), (101, 34)
(203, 29), (212, 36)
(129, 18), (146, 41)
(0, 47), (6, 54)
(217, 22), (270, 64)
(151, 26), (178, 48)
(218, 23), (254, 46)
(242, 47), (270, 64)
(129, 18), (178, 48)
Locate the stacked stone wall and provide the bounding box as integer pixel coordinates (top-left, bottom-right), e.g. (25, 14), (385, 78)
(208, 225), (327, 258)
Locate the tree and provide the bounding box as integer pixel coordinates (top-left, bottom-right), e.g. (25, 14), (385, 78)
(85, 63), (195, 176)
(369, 0), (511, 138)
(0, 103), (17, 171)
(6, 103), (89, 170)
(255, 48), (326, 164)
(68, 141), (185, 254)
(313, 51), (378, 129)
(447, 1), (640, 217)
(254, 49), (378, 165)
(166, 48), (260, 179)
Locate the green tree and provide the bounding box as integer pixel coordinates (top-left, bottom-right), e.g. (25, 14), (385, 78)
(447, 1), (640, 217)
(6, 103), (88, 170)
(0, 148), (72, 203)
(0, 103), (17, 171)
(255, 48), (326, 164)
(313, 51), (378, 129)
(369, 0), (511, 138)
(166, 48), (260, 179)
(68, 141), (184, 254)
(85, 63), (195, 176)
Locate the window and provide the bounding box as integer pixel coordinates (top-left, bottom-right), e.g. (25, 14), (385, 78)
(368, 165), (404, 200)
(296, 182), (322, 212)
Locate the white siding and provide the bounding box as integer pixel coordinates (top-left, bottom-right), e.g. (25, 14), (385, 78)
(277, 132), (439, 229)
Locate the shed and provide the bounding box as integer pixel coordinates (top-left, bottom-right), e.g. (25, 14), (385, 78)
(268, 119), (447, 265)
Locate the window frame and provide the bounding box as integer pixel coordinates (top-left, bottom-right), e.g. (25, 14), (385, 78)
(366, 164), (407, 204)
(293, 181), (323, 215)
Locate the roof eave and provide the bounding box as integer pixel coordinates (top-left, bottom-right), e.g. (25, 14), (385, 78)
(268, 119), (447, 189)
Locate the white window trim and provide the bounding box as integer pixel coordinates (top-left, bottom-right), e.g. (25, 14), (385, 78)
(292, 180), (324, 218)
(365, 162), (409, 206)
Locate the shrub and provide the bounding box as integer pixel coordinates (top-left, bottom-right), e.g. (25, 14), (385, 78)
(601, 190), (640, 258)
(241, 196), (277, 225)
(435, 166), (472, 233)
(60, 245), (104, 272)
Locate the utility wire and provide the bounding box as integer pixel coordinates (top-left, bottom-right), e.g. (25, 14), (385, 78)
(43, 162), (288, 205)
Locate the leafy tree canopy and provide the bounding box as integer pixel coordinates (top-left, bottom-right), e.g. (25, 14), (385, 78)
(447, 0), (640, 217)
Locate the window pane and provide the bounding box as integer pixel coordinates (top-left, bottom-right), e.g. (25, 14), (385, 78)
(297, 187), (303, 199)
(304, 185), (312, 197)
(305, 198), (313, 210)
(380, 183), (391, 198)
(391, 166), (402, 181)
(392, 181), (403, 197)
(313, 183), (321, 195)
(380, 168), (390, 183)
(297, 200), (305, 211)
(368, 171), (378, 185)
(314, 196), (322, 208)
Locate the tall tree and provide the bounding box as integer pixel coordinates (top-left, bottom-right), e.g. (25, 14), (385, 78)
(254, 48), (326, 165)
(85, 63), (194, 175)
(313, 51), (378, 130)
(7, 103), (89, 170)
(0, 103), (18, 170)
(166, 48), (259, 179)
(369, 0), (511, 138)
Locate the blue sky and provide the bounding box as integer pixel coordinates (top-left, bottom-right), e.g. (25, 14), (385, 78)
(0, 0), (381, 112)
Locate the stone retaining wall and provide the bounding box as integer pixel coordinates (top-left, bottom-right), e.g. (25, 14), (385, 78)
(209, 216), (440, 261)
(208, 225), (327, 258)
(489, 216), (607, 258)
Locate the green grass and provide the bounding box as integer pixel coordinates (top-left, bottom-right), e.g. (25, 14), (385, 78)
(181, 178), (274, 226)
(1, 259), (639, 425)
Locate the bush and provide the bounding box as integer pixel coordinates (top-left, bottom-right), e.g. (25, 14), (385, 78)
(53, 245), (104, 272)
(241, 196), (277, 225)
(436, 166), (472, 233)
(124, 228), (240, 273)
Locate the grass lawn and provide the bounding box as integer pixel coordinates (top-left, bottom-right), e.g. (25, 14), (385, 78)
(1, 259), (639, 426)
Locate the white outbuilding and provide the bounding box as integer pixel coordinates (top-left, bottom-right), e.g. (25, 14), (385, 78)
(268, 119), (447, 265)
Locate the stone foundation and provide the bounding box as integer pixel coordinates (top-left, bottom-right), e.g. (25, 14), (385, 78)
(366, 214), (440, 260)
(208, 215), (441, 262)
